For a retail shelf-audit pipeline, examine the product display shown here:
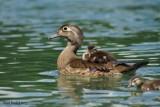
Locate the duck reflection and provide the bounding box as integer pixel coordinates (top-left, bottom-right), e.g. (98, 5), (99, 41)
(57, 74), (123, 90)
(57, 74), (124, 103)
(129, 91), (143, 97)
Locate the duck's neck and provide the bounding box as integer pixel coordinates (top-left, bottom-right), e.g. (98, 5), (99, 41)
(57, 42), (80, 70)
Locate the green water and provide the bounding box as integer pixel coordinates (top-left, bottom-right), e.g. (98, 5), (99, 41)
(0, 0), (160, 107)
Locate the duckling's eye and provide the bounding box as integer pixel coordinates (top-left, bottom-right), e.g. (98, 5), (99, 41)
(133, 80), (136, 83)
(62, 27), (68, 31)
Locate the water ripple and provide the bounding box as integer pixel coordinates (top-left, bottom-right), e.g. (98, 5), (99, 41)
(0, 0), (160, 107)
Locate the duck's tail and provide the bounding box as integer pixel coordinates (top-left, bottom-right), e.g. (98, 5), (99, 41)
(133, 61), (149, 69)
(121, 60), (149, 74)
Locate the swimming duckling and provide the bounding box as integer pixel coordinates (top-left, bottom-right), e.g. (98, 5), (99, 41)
(83, 45), (117, 63)
(128, 76), (160, 91)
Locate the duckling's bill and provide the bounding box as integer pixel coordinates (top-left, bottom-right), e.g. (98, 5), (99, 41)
(128, 84), (133, 88)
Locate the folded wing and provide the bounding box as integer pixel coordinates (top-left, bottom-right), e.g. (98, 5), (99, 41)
(70, 59), (148, 73)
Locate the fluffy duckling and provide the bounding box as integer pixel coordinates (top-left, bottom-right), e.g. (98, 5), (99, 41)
(83, 45), (116, 63)
(128, 76), (160, 91)
(82, 45), (96, 61)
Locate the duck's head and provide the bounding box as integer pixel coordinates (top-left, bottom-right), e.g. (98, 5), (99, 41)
(128, 76), (144, 88)
(49, 24), (83, 47)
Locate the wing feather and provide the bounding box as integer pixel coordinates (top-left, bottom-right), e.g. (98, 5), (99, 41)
(70, 59), (115, 72)
(70, 59), (148, 73)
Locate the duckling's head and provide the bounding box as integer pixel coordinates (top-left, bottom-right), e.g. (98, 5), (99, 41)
(87, 45), (97, 54)
(82, 45), (97, 61)
(49, 24), (83, 47)
(128, 76), (144, 88)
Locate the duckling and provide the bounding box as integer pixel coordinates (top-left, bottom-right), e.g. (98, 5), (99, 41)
(128, 76), (160, 91)
(48, 24), (149, 77)
(82, 45), (117, 63)
(82, 45), (96, 61)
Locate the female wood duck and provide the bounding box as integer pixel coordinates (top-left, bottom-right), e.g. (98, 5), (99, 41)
(49, 24), (148, 77)
(82, 45), (117, 63)
(128, 76), (160, 91)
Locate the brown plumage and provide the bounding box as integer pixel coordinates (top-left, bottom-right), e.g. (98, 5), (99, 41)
(128, 76), (160, 91)
(82, 45), (116, 63)
(49, 24), (149, 77)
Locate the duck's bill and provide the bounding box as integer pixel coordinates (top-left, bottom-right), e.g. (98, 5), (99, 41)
(48, 34), (59, 39)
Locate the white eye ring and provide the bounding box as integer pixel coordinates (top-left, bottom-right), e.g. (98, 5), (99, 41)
(62, 27), (71, 31)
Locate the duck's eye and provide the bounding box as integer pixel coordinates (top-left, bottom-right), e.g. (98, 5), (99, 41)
(62, 27), (68, 31)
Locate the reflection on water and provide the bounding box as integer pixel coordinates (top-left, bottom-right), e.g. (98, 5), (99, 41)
(0, 0), (160, 107)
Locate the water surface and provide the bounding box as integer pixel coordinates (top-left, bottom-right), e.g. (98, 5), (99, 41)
(0, 0), (160, 107)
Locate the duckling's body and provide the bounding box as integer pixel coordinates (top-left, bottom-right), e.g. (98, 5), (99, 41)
(82, 45), (116, 63)
(128, 76), (160, 91)
(49, 24), (148, 77)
